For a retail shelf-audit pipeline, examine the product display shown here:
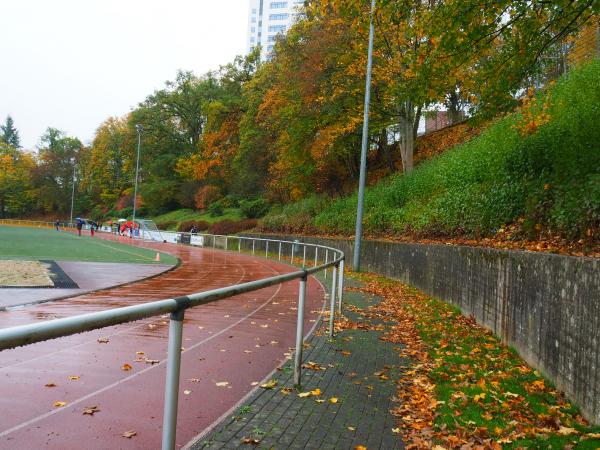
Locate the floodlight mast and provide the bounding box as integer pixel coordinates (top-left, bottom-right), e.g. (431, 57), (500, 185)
(132, 124), (143, 236)
(353, 0), (376, 272)
(69, 154), (76, 228)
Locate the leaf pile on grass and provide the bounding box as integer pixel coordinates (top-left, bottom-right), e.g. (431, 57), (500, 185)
(346, 274), (600, 449)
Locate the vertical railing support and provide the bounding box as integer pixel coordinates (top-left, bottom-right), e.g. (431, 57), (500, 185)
(161, 307), (185, 450)
(314, 247), (318, 268)
(252, 239), (255, 255)
(238, 238), (241, 253)
(329, 264), (338, 337)
(265, 241), (269, 258)
(337, 258), (345, 314)
(294, 274), (307, 387)
(324, 250), (329, 279)
(225, 236), (228, 251)
(291, 243), (295, 264)
(278, 242), (282, 261)
(302, 245), (306, 268)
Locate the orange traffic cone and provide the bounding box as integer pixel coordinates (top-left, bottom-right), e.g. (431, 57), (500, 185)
(154, 252), (160, 262)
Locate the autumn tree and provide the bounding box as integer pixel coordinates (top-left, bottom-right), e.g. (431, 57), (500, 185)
(0, 142), (34, 217)
(0, 116), (20, 149)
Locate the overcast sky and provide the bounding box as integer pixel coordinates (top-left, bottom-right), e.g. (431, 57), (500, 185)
(0, 0), (248, 150)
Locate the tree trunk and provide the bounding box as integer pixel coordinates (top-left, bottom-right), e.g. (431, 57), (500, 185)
(399, 99), (415, 173)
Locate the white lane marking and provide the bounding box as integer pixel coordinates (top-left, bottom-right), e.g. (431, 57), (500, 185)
(0, 253), (242, 370)
(0, 282), (283, 438)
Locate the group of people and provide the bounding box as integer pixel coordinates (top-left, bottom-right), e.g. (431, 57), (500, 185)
(54, 218), (99, 236)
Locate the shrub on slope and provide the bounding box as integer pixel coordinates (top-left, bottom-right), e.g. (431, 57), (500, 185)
(306, 59), (599, 240)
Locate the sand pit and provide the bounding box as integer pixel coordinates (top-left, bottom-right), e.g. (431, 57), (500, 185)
(0, 260), (54, 287)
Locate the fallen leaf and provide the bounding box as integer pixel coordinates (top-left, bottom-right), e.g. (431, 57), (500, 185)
(82, 405), (100, 416)
(184, 390), (192, 395)
(250, 381), (259, 386)
(310, 388), (322, 396)
(121, 363), (133, 371)
(241, 437), (260, 445)
(97, 338), (109, 343)
(260, 324), (268, 328)
(122, 430), (137, 438)
(280, 387), (293, 395)
(298, 392), (312, 398)
(45, 383), (56, 388)
(260, 380), (277, 389)
(188, 378), (200, 383)
(69, 375), (80, 380)
(215, 382), (229, 387)
(329, 397), (339, 403)
(136, 351), (145, 356)
(53, 401), (66, 407)
(341, 351), (352, 356)
(391, 427), (401, 434)
(354, 446), (367, 450)
(315, 399), (325, 403)
(348, 426), (356, 431)
(558, 426), (579, 435)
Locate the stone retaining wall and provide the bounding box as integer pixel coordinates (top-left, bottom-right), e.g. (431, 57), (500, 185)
(245, 233), (600, 424)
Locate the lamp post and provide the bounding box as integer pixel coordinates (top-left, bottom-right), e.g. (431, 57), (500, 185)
(353, 0), (376, 272)
(132, 124), (143, 236)
(69, 156), (76, 228)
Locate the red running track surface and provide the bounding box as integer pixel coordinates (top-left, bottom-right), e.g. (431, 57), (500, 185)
(0, 235), (326, 449)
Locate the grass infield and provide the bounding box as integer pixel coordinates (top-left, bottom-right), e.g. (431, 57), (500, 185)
(0, 226), (178, 266)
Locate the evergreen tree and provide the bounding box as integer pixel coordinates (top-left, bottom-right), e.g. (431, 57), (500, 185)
(0, 116), (21, 148)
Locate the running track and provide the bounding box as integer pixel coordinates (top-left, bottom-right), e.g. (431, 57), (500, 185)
(0, 235), (326, 449)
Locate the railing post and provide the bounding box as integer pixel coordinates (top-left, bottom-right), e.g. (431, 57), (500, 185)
(278, 242), (282, 261)
(329, 264), (338, 337)
(213, 236), (216, 248)
(338, 258), (345, 314)
(302, 245), (306, 268)
(225, 236), (228, 251)
(314, 247), (318, 268)
(161, 307), (185, 450)
(252, 239), (255, 255)
(324, 250), (329, 279)
(294, 274), (307, 387)
(265, 241), (269, 258)
(238, 238), (241, 253)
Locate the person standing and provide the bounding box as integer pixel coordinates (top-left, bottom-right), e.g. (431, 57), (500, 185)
(55, 220), (60, 231)
(76, 218), (83, 236)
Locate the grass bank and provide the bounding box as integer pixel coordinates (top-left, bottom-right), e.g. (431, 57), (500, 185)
(262, 59), (600, 247)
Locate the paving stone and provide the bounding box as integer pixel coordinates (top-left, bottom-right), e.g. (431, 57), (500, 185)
(192, 278), (406, 449)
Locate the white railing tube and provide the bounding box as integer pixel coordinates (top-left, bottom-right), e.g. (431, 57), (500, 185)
(161, 308), (185, 450)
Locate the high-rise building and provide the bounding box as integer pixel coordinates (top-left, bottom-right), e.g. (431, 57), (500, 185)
(247, 0), (305, 59)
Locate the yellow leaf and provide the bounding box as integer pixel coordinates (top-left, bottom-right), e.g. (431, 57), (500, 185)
(391, 427), (401, 434)
(348, 426), (356, 431)
(69, 375), (80, 380)
(329, 397), (339, 403)
(260, 380), (277, 389)
(557, 426), (579, 435)
(355, 446), (367, 450)
(298, 391), (311, 398)
(54, 401), (66, 407)
(215, 381), (229, 387)
(122, 430), (137, 438)
(136, 351), (145, 355)
(121, 363), (133, 371)
(315, 399), (325, 403)
(82, 405), (100, 416)
(310, 388), (322, 396)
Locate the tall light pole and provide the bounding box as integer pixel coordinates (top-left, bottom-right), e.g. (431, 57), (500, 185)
(353, 0), (376, 272)
(132, 124), (143, 236)
(69, 156), (76, 227)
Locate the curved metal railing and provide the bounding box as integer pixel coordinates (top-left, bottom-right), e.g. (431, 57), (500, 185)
(0, 223), (345, 450)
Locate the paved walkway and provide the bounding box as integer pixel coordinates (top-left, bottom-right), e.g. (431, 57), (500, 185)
(0, 235), (326, 449)
(192, 280), (406, 450)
